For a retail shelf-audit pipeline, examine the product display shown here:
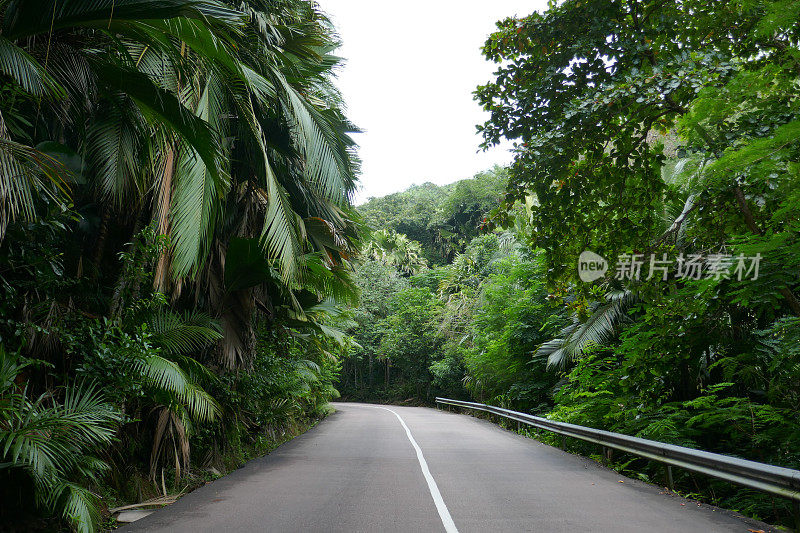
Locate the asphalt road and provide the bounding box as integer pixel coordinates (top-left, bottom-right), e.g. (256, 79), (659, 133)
(124, 403), (775, 532)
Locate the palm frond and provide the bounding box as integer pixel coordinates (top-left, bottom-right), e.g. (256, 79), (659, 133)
(275, 74), (356, 205)
(0, 113), (70, 239)
(135, 354), (220, 421)
(170, 75), (230, 277)
(539, 290), (639, 368)
(229, 85), (303, 282)
(57, 481), (101, 533)
(301, 253), (359, 306)
(0, 375), (119, 533)
(85, 98), (145, 207)
(258, 164), (303, 282)
(2, 0), (244, 39)
(0, 36), (63, 97)
(93, 62), (222, 185)
(145, 309), (222, 356)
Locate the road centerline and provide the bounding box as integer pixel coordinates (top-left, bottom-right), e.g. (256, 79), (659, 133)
(364, 406), (459, 533)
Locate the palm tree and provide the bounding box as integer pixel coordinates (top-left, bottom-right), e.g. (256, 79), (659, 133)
(179, 0), (361, 367)
(364, 229), (428, 276)
(536, 289), (639, 368)
(0, 0), (241, 239)
(1, 0), (361, 362)
(0, 348), (122, 533)
(136, 307), (222, 485)
(0, 2), (361, 528)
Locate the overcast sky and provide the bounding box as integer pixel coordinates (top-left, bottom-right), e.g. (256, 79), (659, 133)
(316, 1), (547, 203)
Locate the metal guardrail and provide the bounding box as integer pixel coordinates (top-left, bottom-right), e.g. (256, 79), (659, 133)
(436, 397), (800, 507)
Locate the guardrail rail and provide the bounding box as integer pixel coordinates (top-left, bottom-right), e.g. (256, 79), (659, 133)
(435, 396), (800, 525)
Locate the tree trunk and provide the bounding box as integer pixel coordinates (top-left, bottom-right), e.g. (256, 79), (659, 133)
(153, 147), (176, 292)
(91, 208), (112, 279)
(734, 186), (800, 316)
(109, 214), (144, 318)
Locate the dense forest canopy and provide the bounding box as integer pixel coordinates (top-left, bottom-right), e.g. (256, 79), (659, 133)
(1, 0), (799, 531)
(358, 166), (508, 265)
(341, 0), (800, 527)
(0, 1), (358, 530)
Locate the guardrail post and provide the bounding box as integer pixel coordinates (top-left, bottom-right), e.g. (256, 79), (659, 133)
(561, 435), (566, 450)
(666, 466), (674, 491)
(793, 500), (799, 533)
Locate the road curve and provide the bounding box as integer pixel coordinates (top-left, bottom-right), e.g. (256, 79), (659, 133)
(124, 403), (775, 532)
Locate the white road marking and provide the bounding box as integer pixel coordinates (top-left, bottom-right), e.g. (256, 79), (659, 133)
(364, 405), (459, 533)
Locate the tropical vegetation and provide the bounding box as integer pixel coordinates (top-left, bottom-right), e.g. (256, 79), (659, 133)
(3, 0), (800, 530)
(1, 0), (357, 530)
(342, 0), (800, 527)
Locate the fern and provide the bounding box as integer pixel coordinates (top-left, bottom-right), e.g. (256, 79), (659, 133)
(1, 350), (121, 533)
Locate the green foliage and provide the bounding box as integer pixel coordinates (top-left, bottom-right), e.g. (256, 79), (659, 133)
(358, 166), (507, 264)
(463, 255), (561, 411)
(195, 326), (341, 463)
(378, 287), (442, 398)
(363, 229), (428, 276)
(1, 0), (798, 529)
(342, 232), (556, 406)
(0, 1), (360, 530)
(477, 0), (800, 295)
(347, 1), (800, 527)
(0, 349), (122, 533)
(338, 260), (409, 400)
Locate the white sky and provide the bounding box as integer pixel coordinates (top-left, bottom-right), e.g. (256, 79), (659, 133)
(316, 1), (547, 203)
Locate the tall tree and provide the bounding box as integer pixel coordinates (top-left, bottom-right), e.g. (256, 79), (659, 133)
(476, 0), (800, 314)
